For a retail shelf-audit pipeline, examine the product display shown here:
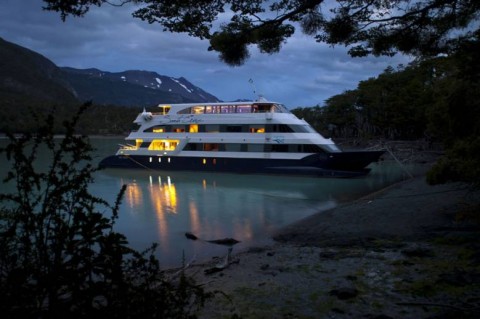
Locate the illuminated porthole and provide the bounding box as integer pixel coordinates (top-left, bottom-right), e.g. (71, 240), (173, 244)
(149, 157), (152, 163)
(202, 158), (206, 165)
(168, 158), (171, 163)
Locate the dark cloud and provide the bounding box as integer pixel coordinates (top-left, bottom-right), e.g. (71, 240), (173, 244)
(0, 0), (410, 107)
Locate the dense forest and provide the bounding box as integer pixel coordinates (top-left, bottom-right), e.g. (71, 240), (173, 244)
(292, 53), (472, 142)
(291, 38), (480, 185)
(0, 96), (141, 135)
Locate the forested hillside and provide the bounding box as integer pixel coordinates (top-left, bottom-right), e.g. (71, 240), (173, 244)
(292, 53), (476, 143)
(0, 37), (220, 134)
(291, 39), (480, 185)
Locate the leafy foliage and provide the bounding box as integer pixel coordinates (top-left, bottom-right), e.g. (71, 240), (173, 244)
(0, 103), (210, 318)
(293, 63), (434, 140)
(292, 33), (480, 186)
(427, 136), (480, 186)
(426, 32), (480, 186)
(42, 0), (480, 65)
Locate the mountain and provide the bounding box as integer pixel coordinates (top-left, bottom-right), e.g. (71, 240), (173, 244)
(0, 37), (77, 104)
(0, 37), (220, 109)
(61, 67), (220, 107)
(61, 68), (220, 106)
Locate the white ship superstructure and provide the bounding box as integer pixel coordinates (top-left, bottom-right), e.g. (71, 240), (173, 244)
(100, 98), (384, 177)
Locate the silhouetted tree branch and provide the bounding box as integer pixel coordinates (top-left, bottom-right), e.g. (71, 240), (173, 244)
(42, 0), (480, 65)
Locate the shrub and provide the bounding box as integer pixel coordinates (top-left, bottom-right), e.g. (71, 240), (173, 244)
(0, 104), (210, 318)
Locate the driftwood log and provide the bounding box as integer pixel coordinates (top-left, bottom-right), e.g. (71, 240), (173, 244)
(185, 232), (241, 246)
(184, 232), (240, 274)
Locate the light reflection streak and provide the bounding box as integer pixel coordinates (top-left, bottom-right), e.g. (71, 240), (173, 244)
(165, 183), (177, 213)
(148, 175), (179, 250)
(188, 201), (201, 236)
(122, 174), (182, 252)
(125, 181), (142, 211)
(121, 174), (279, 259)
(148, 179), (168, 251)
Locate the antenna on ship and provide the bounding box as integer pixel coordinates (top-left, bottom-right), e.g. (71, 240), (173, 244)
(248, 78), (257, 100)
(249, 78), (266, 102)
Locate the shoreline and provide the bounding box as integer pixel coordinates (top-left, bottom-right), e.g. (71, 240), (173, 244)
(272, 175), (474, 247)
(180, 172), (480, 318)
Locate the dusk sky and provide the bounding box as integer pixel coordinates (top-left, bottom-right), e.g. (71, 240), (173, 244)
(1, 0), (412, 108)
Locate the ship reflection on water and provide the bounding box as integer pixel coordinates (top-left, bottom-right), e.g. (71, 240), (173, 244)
(0, 138), (427, 268)
(95, 162), (418, 267)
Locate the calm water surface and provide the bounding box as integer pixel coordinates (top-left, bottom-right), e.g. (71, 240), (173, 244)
(1, 138), (425, 267)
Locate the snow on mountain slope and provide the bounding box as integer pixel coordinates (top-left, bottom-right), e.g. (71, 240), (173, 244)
(61, 68), (220, 104)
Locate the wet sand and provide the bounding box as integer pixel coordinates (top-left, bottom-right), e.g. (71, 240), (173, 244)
(181, 173), (480, 318)
(274, 176), (474, 246)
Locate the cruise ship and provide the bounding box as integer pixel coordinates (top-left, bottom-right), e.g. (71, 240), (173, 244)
(99, 98), (384, 177)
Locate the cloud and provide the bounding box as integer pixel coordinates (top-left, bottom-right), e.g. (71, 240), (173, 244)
(0, 0), (411, 108)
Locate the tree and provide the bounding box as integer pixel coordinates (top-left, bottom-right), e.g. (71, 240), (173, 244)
(38, 1), (480, 184)
(42, 0), (480, 65)
(300, 62), (436, 140)
(425, 33), (480, 186)
(355, 64), (432, 139)
(0, 104), (210, 318)
(291, 105), (326, 133)
(323, 90), (357, 138)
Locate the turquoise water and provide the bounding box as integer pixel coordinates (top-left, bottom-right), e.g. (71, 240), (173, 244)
(0, 137), (425, 267)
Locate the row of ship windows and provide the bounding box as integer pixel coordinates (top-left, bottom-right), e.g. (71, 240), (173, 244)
(175, 103), (286, 114)
(182, 143), (325, 153)
(143, 124), (316, 134)
(136, 139), (325, 153)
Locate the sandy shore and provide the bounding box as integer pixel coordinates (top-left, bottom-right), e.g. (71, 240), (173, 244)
(274, 177), (475, 246)
(178, 172), (480, 318)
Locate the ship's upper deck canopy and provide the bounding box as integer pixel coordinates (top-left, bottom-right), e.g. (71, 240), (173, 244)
(157, 100), (290, 115)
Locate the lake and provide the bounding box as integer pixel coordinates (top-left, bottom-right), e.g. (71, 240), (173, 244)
(0, 137), (425, 267)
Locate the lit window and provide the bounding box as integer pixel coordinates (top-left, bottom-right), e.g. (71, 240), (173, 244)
(149, 157), (152, 162)
(221, 105), (236, 113)
(192, 106), (204, 114)
(250, 127), (265, 133)
(136, 139), (143, 149)
(148, 139), (179, 151)
(159, 105), (171, 115)
(168, 158), (171, 163)
(202, 158), (206, 165)
(153, 128), (165, 133)
(189, 124), (198, 133)
(158, 157), (161, 162)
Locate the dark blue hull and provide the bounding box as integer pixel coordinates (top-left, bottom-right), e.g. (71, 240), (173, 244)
(99, 150), (384, 178)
